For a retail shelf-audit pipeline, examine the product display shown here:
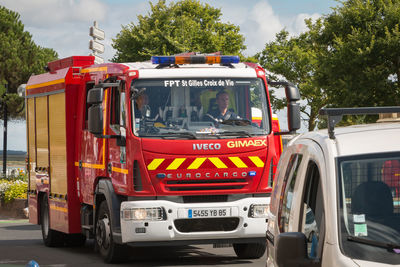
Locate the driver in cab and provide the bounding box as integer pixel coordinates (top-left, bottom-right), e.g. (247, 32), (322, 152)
(134, 92), (149, 119)
(205, 90), (239, 122)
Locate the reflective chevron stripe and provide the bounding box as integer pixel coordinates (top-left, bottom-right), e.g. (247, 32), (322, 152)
(146, 156), (264, 170)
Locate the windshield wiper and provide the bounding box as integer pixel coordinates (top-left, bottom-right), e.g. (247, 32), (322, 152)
(220, 119), (251, 126)
(347, 235), (400, 252)
(217, 131), (252, 137)
(143, 131), (197, 139)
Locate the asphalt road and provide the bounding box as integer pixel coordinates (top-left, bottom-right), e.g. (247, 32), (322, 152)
(0, 220), (266, 267)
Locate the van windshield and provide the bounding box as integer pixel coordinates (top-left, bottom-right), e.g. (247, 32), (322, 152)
(338, 153), (400, 264)
(130, 78), (270, 139)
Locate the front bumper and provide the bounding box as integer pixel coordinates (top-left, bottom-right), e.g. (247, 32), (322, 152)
(120, 197), (269, 244)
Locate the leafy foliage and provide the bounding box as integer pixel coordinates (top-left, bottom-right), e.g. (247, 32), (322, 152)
(0, 6), (58, 119)
(112, 0), (246, 62)
(258, 0), (400, 129)
(257, 20), (328, 131)
(316, 0), (400, 109)
(0, 179), (27, 203)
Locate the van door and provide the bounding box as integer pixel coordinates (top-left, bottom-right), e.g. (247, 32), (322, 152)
(272, 140), (326, 267)
(294, 141), (326, 265)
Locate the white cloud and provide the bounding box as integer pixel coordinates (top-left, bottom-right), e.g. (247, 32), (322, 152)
(0, 0), (149, 61)
(205, 1), (320, 56)
(0, 0), (107, 26)
(289, 13), (321, 35)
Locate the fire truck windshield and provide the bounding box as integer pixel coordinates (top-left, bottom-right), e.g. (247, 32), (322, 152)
(131, 78), (270, 139)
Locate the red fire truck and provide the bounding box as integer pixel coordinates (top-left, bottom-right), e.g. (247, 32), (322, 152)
(25, 54), (300, 262)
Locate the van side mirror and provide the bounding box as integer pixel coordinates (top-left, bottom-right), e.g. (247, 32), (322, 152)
(275, 232), (320, 267)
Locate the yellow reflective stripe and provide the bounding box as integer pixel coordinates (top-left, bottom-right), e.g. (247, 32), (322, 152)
(229, 157), (248, 168)
(112, 167), (129, 174)
(74, 161), (104, 169)
(208, 157), (227, 168)
(147, 159), (165, 170)
(50, 205), (68, 213)
(26, 78), (65, 90)
(166, 158), (186, 170)
(248, 156), (264, 167)
(81, 66), (107, 73)
(187, 158), (207, 169)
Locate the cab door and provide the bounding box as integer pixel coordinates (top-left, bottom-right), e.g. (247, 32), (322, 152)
(107, 80), (129, 194)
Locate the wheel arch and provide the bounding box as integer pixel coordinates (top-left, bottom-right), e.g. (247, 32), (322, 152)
(94, 178), (125, 244)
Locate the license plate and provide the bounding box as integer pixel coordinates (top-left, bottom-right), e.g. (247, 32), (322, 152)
(187, 208), (231, 218)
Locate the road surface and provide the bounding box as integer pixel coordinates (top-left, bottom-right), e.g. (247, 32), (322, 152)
(0, 220), (266, 267)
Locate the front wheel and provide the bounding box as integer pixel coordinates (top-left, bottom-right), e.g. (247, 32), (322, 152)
(233, 242), (267, 259)
(40, 194), (65, 247)
(95, 201), (129, 263)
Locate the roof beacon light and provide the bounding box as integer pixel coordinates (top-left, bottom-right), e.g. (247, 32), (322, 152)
(151, 55), (240, 65)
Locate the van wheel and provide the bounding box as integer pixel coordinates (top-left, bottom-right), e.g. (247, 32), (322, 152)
(233, 242), (266, 259)
(40, 194), (65, 247)
(95, 201), (129, 263)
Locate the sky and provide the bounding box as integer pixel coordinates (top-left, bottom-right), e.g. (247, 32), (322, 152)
(0, 0), (338, 151)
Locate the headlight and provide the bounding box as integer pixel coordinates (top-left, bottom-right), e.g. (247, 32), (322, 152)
(121, 207), (164, 221)
(249, 204), (269, 218)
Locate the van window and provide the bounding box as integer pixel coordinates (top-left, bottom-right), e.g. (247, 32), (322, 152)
(300, 161), (324, 259)
(278, 154), (303, 233)
(337, 152), (400, 265)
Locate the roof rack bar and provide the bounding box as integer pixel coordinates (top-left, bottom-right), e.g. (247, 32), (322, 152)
(319, 106), (400, 139)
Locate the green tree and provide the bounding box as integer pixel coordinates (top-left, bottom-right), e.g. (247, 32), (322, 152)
(0, 6), (58, 119)
(257, 20), (328, 131)
(112, 0), (246, 62)
(316, 0), (400, 109)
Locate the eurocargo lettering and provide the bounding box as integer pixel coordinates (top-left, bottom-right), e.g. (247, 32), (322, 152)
(24, 53), (300, 263)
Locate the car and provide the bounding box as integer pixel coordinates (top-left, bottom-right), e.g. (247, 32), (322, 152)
(266, 107), (400, 267)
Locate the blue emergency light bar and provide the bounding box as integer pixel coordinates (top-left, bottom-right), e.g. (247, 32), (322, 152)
(151, 55), (240, 65)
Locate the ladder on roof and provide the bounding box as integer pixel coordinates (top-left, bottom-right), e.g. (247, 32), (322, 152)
(319, 107), (400, 139)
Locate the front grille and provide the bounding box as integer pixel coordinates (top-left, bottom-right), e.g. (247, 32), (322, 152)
(174, 218), (240, 232)
(164, 179), (248, 191)
(183, 195), (228, 203)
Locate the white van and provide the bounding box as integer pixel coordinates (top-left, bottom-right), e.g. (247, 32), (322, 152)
(267, 107), (400, 267)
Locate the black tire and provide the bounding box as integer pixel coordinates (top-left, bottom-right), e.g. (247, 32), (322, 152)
(65, 233), (86, 247)
(95, 201), (129, 263)
(40, 194), (65, 247)
(233, 242), (267, 259)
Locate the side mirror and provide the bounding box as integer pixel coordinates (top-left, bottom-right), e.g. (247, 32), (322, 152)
(285, 84), (300, 132)
(285, 84), (300, 102)
(88, 105), (103, 135)
(269, 81), (301, 134)
(275, 232), (320, 267)
(288, 102), (301, 132)
(87, 88), (103, 105)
